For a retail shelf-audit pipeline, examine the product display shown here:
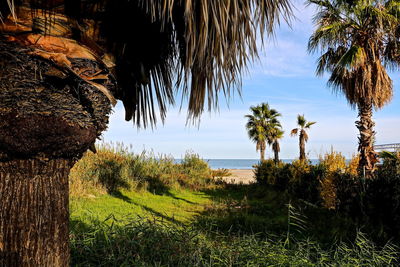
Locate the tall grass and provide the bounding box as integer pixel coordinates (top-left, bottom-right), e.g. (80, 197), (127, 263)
(70, 217), (398, 266)
(69, 143), (225, 197)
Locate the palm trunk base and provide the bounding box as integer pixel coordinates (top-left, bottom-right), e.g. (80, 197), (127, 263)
(0, 159), (72, 266)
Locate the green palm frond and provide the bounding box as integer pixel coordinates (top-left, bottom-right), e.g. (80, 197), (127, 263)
(336, 45), (367, 69)
(1, 0), (293, 127)
(297, 114), (307, 127)
(245, 102), (282, 151)
(308, 0), (398, 110)
(268, 127), (284, 145)
(305, 121), (316, 128)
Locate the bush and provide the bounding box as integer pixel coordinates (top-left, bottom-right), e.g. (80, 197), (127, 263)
(69, 144), (217, 197)
(254, 159), (321, 203)
(254, 159), (281, 185)
(318, 151), (346, 209)
(346, 154), (360, 176)
(178, 152), (213, 189)
(253, 151), (400, 242)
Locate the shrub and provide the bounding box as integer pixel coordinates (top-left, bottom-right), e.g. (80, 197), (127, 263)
(253, 150), (400, 242)
(254, 159), (280, 185)
(69, 147), (131, 195)
(254, 159), (321, 203)
(69, 144), (217, 197)
(178, 152), (213, 189)
(318, 151), (346, 209)
(346, 154), (360, 176)
(334, 153), (400, 241)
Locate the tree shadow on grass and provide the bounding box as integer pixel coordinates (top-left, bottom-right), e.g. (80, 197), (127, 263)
(146, 175), (170, 195)
(196, 183), (362, 246)
(109, 190), (183, 225)
(162, 190), (197, 204)
(110, 190), (133, 203)
(194, 183), (289, 236)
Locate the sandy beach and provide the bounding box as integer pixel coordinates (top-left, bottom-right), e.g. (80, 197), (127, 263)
(222, 169), (256, 184)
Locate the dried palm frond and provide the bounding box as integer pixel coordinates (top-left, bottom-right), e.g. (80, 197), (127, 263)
(0, 40), (114, 159)
(1, 0), (293, 127)
(308, 0), (398, 109)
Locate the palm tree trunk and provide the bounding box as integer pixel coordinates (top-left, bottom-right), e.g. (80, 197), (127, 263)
(356, 102), (378, 177)
(299, 133), (306, 161)
(260, 147), (265, 161)
(0, 40), (113, 266)
(273, 142), (280, 163)
(0, 159), (72, 266)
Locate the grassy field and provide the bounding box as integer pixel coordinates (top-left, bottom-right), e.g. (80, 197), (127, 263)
(69, 146), (399, 266)
(70, 185), (399, 266)
(70, 189), (212, 226)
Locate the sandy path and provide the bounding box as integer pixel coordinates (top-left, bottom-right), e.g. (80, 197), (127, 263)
(222, 169), (255, 184)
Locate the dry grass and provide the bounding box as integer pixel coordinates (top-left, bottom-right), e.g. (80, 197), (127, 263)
(69, 143), (227, 198)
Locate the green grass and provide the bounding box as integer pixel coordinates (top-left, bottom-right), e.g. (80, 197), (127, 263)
(69, 145), (399, 266)
(70, 189), (212, 226)
(70, 186), (399, 266)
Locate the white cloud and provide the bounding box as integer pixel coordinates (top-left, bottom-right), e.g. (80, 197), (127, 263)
(248, 1), (317, 78)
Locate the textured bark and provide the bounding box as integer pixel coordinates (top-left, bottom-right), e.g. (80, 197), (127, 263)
(0, 159), (72, 266)
(0, 40), (113, 266)
(299, 132), (306, 161)
(273, 141), (280, 163)
(259, 142), (266, 161)
(356, 102), (378, 177)
(260, 147), (265, 161)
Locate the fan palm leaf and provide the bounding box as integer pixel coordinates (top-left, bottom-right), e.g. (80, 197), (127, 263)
(245, 103), (282, 161)
(1, 0), (293, 127)
(308, 0), (399, 174)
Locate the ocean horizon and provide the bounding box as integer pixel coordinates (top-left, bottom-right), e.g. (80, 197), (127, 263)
(175, 159), (320, 169)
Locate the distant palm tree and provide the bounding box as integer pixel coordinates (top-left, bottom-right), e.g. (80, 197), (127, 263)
(291, 115), (316, 161)
(245, 103), (281, 161)
(308, 0), (400, 175)
(268, 127), (284, 163)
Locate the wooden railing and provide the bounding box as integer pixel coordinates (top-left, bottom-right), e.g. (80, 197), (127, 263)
(374, 143), (400, 151)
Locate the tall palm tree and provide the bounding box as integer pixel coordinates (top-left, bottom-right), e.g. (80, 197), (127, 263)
(308, 0), (400, 176)
(291, 115), (316, 161)
(245, 103), (282, 161)
(0, 1), (292, 265)
(268, 127), (285, 163)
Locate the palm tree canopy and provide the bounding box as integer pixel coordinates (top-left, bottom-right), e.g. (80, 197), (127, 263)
(291, 114), (315, 140)
(268, 127), (284, 145)
(292, 114), (316, 132)
(308, 0), (400, 109)
(245, 102), (282, 150)
(305, 121), (316, 128)
(297, 114), (307, 128)
(0, 0), (292, 127)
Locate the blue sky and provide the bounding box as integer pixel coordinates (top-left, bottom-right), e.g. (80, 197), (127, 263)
(102, 0), (400, 159)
